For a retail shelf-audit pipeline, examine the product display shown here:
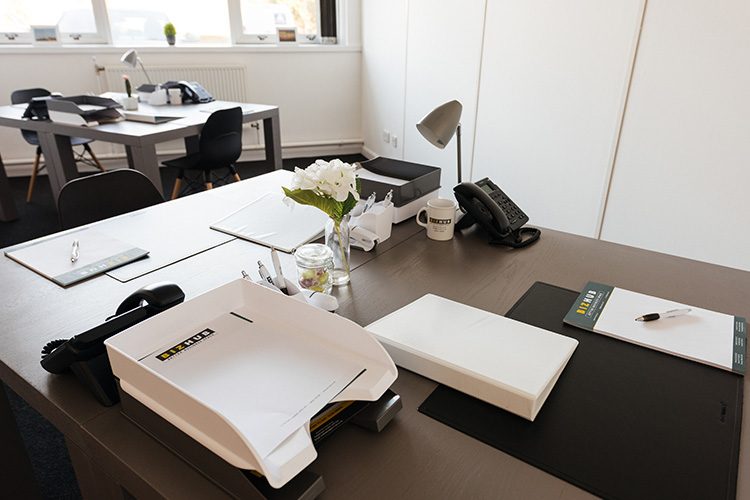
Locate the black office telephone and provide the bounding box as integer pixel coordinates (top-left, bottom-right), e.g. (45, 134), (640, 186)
(41, 282), (184, 406)
(454, 178), (541, 248)
(163, 80), (215, 103)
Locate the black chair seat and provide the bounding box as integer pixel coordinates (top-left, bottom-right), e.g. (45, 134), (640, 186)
(162, 152), (206, 170)
(20, 131), (93, 147)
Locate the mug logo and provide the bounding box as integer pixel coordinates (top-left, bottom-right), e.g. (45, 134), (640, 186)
(429, 217), (452, 225)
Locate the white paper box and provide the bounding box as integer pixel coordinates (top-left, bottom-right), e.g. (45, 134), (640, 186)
(366, 294), (578, 421)
(105, 279), (397, 488)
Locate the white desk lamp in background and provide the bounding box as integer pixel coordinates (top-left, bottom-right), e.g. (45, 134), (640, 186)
(416, 99), (463, 183)
(120, 49), (154, 85)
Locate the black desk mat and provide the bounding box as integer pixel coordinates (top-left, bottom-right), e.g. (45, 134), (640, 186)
(418, 282), (743, 500)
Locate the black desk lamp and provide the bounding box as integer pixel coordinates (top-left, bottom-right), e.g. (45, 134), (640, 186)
(416, 99), (463, 182)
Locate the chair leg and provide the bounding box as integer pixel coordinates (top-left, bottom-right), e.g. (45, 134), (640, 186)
(170, 172), (184, 200)
(26, 148), (42, 203)
(204, 171), (213, 190)
(230, 164), (241, 183)
(83, 144), (105, 171)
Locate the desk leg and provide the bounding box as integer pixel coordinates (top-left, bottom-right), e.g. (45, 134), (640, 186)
(263, 111), (282, 170)
(0, 153), (19, 221)
(124, 145), (163, 195)
(0, 383), (41, 499)
(66, 437), (124, 500)
(37, 132), (78, 202)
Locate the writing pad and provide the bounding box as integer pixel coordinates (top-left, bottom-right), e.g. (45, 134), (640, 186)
(418, 282), (742, 500)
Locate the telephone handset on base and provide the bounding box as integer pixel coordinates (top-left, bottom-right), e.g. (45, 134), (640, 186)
(162, 81), (215, 104)
(41, 282), (184, 406)
(454, 178), (540, 248)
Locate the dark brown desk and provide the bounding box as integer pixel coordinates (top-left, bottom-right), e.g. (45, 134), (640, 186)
(0, 152), (18, 221)
(0, 100), (282, 202)
(1, 181), (747, 498)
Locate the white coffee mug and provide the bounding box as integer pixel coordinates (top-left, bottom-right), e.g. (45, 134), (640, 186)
(416, 198), (457, 241)
(168, 88), (182, 105)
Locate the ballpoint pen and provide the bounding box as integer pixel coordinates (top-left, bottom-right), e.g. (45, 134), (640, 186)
(383, 189), (393, 206)
(362, 192), (377, 213)
(257, 261), (277, 288)
(270, 248), (288, 293)
(635, 308), (691, 322)
(70, 240), (80, 263)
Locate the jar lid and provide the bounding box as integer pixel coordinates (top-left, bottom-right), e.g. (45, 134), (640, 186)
(294, 243), (333, 267)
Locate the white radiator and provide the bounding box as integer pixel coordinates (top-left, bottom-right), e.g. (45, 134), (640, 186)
(103, 65), (248, 102)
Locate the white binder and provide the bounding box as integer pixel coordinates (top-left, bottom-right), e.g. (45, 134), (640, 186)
(366, 294), (578, 421)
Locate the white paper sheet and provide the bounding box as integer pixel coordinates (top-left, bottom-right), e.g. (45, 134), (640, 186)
(139, 311), (364, 458)
(595, 288), (737, 371)
(5, 228), (147, 286)
(210, 192), (328, 253)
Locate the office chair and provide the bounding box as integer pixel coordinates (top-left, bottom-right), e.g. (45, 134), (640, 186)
(11, 88), (105, 203)
(163, 107), (243, 199)
(57, 169), (164, 230)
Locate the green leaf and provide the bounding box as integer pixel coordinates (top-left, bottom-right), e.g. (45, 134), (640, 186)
(282, 187), (342, 221)
(341, 192), (359, 217)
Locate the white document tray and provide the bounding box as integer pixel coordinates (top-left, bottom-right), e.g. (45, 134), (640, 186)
(105, 279), (397, 488)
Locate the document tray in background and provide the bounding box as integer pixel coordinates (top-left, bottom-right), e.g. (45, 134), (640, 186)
(47, 95), (123, 126)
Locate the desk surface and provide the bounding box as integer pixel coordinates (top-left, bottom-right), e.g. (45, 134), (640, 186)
(1, 174), (747, 499)
(0, 100), (277, 145)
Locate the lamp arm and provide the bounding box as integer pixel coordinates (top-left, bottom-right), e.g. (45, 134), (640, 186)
(137, 58), (153, 85)
(456, 123), (462, 184)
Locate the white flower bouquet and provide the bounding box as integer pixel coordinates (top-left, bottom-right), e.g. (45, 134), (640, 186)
(282, 159), (361, 224)
(283, 159), (361, 286)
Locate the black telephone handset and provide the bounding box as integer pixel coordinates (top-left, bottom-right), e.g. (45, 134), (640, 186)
(163, 80), (215, 103)
(40, 282), (184, 406)
(454, 178), (540, 248)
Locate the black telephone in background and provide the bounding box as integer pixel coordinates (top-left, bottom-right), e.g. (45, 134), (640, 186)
(40, 282), (184, 406)
(163, 80), (214, 103)
(454, 178), (541, 248)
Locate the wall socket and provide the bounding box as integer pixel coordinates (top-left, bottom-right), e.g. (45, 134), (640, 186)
(392, 136), (398, 148)
(382, 129), (391, 143)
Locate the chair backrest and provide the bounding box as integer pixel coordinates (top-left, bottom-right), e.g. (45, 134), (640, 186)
(199, 107), (243, 167)
(57, 169), (165, 230)
(11, 88), (51, 145)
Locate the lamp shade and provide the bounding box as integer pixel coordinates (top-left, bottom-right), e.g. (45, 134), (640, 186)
(120, 49), (139, 68)
(416, 100), (463, 149)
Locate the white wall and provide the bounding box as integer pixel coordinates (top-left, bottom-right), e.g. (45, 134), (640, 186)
(360, 0), (408, 159)
(361, 0), (750, 271)
(0, 0), (363, 175)
(472, 0), (643, 236)
(600, 0), (750, 271)
(402, 0), (486, 194)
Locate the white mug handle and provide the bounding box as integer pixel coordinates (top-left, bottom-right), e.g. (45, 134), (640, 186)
(416, 207), (428, 228)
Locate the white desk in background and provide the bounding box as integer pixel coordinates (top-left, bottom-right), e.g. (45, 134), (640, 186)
(0, 99), (282, 202)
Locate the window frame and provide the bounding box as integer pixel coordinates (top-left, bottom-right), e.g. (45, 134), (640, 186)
(229, 0), (324, 45)
(0, 0), (110, 45)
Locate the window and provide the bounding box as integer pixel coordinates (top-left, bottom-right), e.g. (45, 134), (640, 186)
(107, 0), (231, 45)
(235, 0), (320, 43)
(0, 0), (106, 44)
(0, 0), (338, 46)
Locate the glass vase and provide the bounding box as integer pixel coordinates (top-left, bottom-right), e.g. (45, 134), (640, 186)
(325, 215), (351, 286)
